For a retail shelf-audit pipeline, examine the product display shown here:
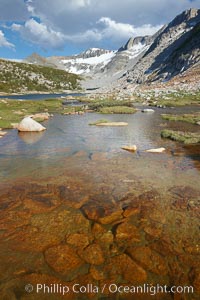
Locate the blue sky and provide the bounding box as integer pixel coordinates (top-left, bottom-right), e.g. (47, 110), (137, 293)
(0, 0), (199, 59)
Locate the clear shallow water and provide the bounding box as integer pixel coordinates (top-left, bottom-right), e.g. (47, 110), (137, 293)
(0, 105), (200, 300)
(0, 107), (200, 183)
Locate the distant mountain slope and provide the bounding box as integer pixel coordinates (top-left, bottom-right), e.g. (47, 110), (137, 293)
(122, 8), (200, 85)
(60, 48), (116, 75)
(146, 22), (200, 82)
(0, 59), (81, 93)
(25, 53), (58, 69)
(88, 36), (154, 88)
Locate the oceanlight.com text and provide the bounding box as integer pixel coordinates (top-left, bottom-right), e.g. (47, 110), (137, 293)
(25, 283), (194, 296)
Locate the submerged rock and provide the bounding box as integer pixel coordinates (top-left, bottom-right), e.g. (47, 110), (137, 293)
(81, 201), (123, 224)
(115, 221), (141, 244)
(106, 254), (147, 284)
(66, 233), (90, 249)
(44, 244), (85, 278)
(17, 116), (46, 132)
(127, 246), (168, 275)
(79, 243), (105, 265)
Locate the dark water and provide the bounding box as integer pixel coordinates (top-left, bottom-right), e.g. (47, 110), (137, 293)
(0, 105), (200, 300)
(0, 92), (84, 100)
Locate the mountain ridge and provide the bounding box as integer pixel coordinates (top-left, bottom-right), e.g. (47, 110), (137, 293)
(118, 7), (200, 89)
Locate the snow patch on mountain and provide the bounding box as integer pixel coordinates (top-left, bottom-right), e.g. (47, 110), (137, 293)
(61, 50), (116, 74)
(62, 51), (116, 66)
(60, 48), (117, 75)
(122, 43), (150, 59)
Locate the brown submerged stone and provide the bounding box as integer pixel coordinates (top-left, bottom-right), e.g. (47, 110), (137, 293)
(123, 205), (141, 218)
(23, 196), (60, 213)
(45, 245), (85, 278)
(115, 221), (141, 244)
(106, 254), (147, 284)
(98, 231), (114, 246)
(58, 185), (89, 209)
(99, 210), (123, 225)
(91, 223), (114, 253)
(6, 207), (90, 252)
(184, 245), (200, 255)
(81, 203), (105, 221)
(81, 201), (123, 224)
(66, 233), (90, 249)
(189, 267), (200, 292)
(79, 243), (105, 265)
(90, 265), (107, 280)
(91, 223), (106, 238)
(143, 222), (163, 239)
(127, 246), (168, 275)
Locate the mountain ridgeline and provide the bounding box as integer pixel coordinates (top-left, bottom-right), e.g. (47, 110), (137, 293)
(123, 8), (200, 85)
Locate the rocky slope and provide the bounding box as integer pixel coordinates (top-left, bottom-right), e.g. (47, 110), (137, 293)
(87, 36), (153, 87)
(120, 8), (200, 87)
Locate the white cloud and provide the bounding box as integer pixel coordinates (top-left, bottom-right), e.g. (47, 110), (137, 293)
(131, 24), (163, 37)
(63, 18), (162, 45)
(21, 0), (200, 49)
(11, 17), (162, 50)
(4, 0), (200, 51)
(0, 30), (15, 49)
(98, 17), (136, 39)
(97, 17), (162, 41)
(12, 19), (66, 49)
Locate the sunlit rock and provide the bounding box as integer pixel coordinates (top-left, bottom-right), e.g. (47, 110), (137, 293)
(31, 112), (50, 121)
(146, 147), (166, 153)
(0, 131), (7, 137)
(122, 145), (137, 152)
(96, 122), (128, 126)
(17, 116), (46, 132)
(141, 108), (155, 113)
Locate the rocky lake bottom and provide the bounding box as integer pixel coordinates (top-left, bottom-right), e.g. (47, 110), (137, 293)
(0, 108), (199, 299)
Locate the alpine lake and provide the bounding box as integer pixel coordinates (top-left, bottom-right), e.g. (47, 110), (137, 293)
(0, 93), (199, 300)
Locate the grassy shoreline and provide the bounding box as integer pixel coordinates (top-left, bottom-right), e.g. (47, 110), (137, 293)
(0, 98), (65, 129)
(0, 97), (137, 129)
(162, 113), (200, 125)
(161, 129), (200, 144)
